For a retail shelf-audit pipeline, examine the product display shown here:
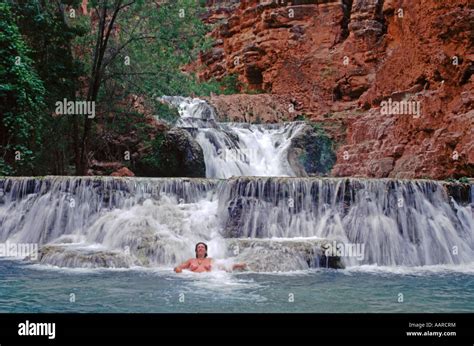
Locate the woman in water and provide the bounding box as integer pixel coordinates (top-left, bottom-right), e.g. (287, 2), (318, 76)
(174, 242), (247, 273)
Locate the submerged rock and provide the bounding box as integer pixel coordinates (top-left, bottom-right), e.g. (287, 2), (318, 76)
(36, 245), (134, 268)
(227, 238), (344, 271)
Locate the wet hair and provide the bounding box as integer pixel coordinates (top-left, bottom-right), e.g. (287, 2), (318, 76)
(195, 242), (208, 258)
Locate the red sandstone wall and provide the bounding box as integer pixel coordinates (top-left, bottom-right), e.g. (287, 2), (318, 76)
(197, 0), (473, 179)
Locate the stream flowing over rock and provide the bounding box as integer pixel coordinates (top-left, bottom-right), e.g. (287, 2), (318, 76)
(1, 176), (472, 271)
(162, 96), (335, 178)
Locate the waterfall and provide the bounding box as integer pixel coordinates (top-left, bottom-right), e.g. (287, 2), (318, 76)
(0, 177), (221, 268)
(161, 96), (307, 178)
(218, 178), (474, 267)
(1, 177), (472, 270)
(1, 97), (471, 271)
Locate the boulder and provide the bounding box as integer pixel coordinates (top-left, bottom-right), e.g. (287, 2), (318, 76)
(226, 238), (344, 271)
(161, 128), (206, 177)
(134, 128), (206, 178)
(35, 245), (133, 268)
(288, 123), (336, 176)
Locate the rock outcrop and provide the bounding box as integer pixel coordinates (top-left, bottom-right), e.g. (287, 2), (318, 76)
(196, 0), (474, 179)
(161, 128), (206, 177)
(37, 245), (133, 268)
(227, 238), (344, 271)
(288, 123), (337, 176)
(205, 93), (298, 123)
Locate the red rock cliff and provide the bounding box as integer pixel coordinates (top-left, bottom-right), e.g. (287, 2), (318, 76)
(196, 0), (473, 179)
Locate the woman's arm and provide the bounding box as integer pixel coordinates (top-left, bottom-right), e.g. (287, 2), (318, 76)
(232, 263), (247, 271)
(174, 259), (191, 273)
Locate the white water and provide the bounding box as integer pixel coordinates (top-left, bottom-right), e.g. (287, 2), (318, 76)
(0, 178), (224, 268)
(0, 177), (472, 270)
(161, 96), (306, 178)
(0, 97), (472, 272)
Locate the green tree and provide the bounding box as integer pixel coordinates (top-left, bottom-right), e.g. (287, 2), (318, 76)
(2, 1), (231, 176)
(11, 0), (86, 175)
(76, 0), (220, 174)
(0, 2), (46, 176)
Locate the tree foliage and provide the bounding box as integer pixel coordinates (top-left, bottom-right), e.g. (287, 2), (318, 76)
(10, 0), (87, 175)
(0, 2), (46, 175)
(1, 0), (232, 176)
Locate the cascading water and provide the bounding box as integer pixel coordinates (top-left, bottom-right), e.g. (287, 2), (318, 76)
(219, 178), (474, 267)
(161, 96), (306, 178)
(0, 176), (472, 271)
(0, 177), (223, 268)
(0, 96), (472, 272)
